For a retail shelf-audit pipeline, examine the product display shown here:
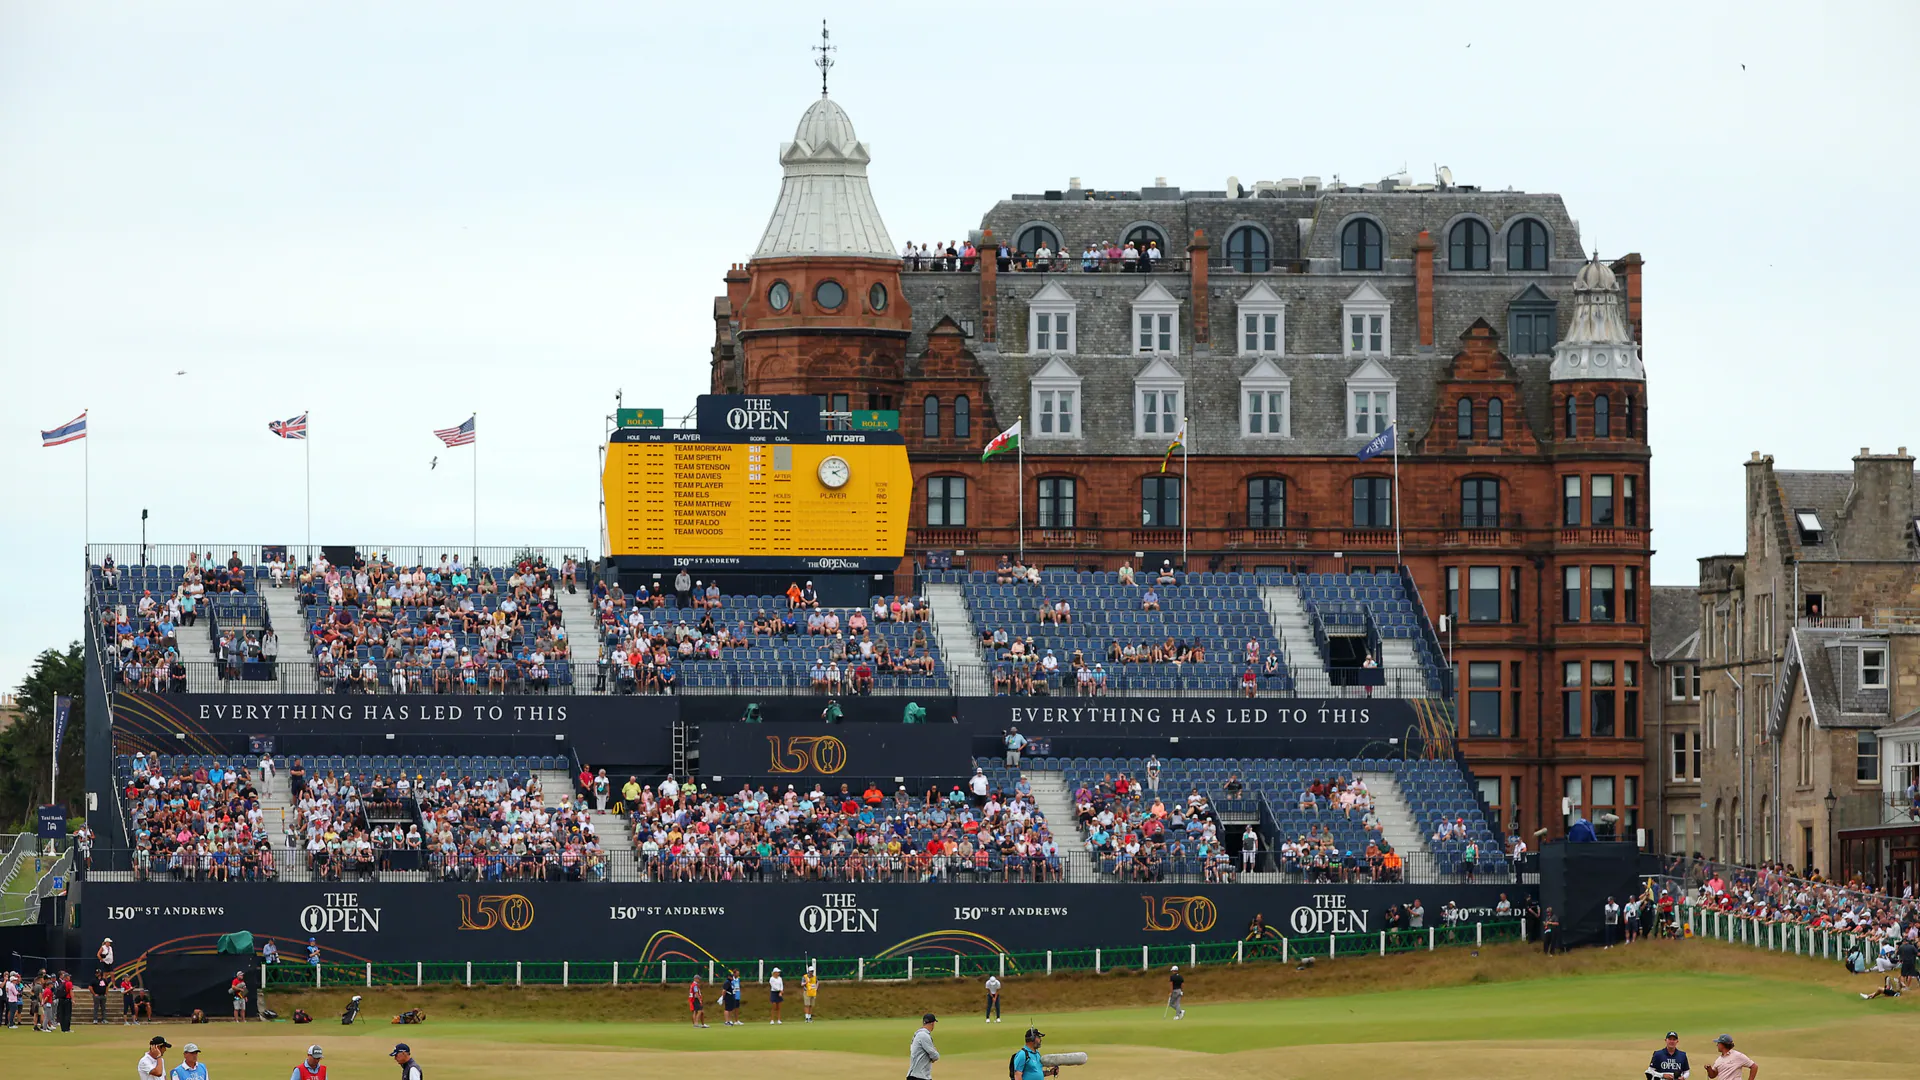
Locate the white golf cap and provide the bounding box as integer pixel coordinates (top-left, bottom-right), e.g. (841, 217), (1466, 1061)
(1170, 964), (1179, 971)
(772, 966), (781, 972)
(183, 1044), (201, 1054)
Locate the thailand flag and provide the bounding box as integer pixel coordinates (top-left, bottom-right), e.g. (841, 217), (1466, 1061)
(40, 412), (87, 447)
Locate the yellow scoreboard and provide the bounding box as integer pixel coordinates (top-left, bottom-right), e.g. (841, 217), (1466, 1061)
(602, 430), (911, 569)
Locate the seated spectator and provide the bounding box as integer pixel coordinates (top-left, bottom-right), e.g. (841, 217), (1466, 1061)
(1156, 561), (1177, 586)
(1140, 587), (1160, 612)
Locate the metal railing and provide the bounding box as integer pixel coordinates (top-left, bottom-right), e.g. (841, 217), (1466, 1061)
(262, 919), (1525, 990)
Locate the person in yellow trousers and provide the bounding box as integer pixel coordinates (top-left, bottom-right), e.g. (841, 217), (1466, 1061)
(801, 966), (819, 1022)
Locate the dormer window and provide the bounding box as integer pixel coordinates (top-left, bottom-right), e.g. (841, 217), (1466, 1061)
(1235, 281), (1286, 357)
(1345, 358), (1396, 438)
(1131, 280), (1180, 356)
(1795, 510), (1824, 545)
(1133, 357), (1185, 438)
(1026, 281), (1078, 355)
(1030, 357), (1082, 440)
(1342, 282), (1391, 357)
(1239, 358), (1291, 437)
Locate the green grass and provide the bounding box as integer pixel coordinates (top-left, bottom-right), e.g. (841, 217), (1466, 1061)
(3, 942), (1912, 1078)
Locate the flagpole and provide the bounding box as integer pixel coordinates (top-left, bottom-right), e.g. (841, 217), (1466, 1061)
(1180, 417), (1189, 570)
(471, 412), (479, 559)
(1391, 415), (1403, 569)
(304, 409), (313, 566)
(1016, 417), (1025, 567)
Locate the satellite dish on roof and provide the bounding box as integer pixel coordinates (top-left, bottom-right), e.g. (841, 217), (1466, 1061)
(1436, 165), (1454, 187)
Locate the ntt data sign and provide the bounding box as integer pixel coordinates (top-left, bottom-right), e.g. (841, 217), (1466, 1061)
(84, 882), (1522, 963)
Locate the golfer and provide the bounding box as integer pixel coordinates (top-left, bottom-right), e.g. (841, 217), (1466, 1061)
(769, 966), (785, 1024)
(391, 1042), (423, 1080)
(1167, 965), (1185, 1020)
(292, 1045), (325, 1080)
(140, 1036), (170, 1080)
(802, 967), (819, 1022)
(688, 975), (708, 1028)
(908, 1013), (940, 1079)
(984, 973), (1003, 1022)
(1647, 1031), (1691, 1079)
(170, 1042), (208, 1080)
(1706, 1034), (1757, 1080)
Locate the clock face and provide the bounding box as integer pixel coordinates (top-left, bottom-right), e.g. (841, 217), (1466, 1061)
(817, 455), (851, 489)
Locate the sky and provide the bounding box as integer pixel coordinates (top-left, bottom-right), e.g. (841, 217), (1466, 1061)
(2, 1), (1916, 688)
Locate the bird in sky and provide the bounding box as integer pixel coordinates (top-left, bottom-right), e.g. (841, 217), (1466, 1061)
(430, 456), (439, 470)
(176, 370), (187, 375)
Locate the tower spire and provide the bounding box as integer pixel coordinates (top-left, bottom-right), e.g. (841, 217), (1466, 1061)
(812, 20), (836, 98)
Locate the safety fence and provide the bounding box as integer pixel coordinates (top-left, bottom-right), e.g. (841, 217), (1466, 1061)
(1680, 903), (1887, 965)
(262, 919), (1524, 989)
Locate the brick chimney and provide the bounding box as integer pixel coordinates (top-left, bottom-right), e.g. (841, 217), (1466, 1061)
(1188, 230), (1210, 351)
(1842, 447), (1917, 560)
(724, 263), (750, 318)
(1412, 230), (1435, 347)
(1610, 252), (1643, 346)
(978, 229), (997, 345)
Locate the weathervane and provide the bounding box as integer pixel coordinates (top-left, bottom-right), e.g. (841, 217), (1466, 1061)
(813, 19), (835, 97)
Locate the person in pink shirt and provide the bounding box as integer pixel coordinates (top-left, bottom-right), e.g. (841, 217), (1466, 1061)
(1707, 1034), (1757, 1080)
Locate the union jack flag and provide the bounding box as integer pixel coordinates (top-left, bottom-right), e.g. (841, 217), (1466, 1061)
(434, 415), (476, 447)
(268, 412), (308, 440)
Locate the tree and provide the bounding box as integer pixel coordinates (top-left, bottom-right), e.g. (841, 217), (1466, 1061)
(0, 643), (85, 828)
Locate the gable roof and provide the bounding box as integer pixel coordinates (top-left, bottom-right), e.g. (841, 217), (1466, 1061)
(1510, 283), (1554, 305)
(1345, 281), (1390, 305)
(1651, 586), (1699, 662)
(1347, 357), (1395, 383)
(1134, 356), (1185, 381)
(1028, 280), (1079, 306)
(1237, 280), (1284, 306)
(1131, 279), (1180, 306)
(1240, 356), (1289, 381)
(1032, 356), (1081, 381)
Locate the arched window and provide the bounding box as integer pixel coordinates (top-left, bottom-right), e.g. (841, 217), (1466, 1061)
(1507, 218), (1550, 271)
(1016, 225), (1060, 256)
(953, 395), (970, 440)
(1594, 394), (1611, 439)
(1448, 219), (1490, 270)
(1037, 476), (1076, 529)
(923, 395), (941, 439)
(1225, 226), (1269, 272)
(1488, 397), (1504, 441)
(1457, 397), (1475, 439)
(1341, 219), (1383, 271)
(1619, 393), (1634, 439)
(1461, 478), (1500, 528)
(1141, 476), (1181, 528)
(1246, 477), (1286, 528)
(1564, 396), (1578, 439)
(1125, 225), (1166, 254)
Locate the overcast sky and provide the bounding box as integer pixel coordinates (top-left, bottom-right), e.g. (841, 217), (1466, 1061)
(2, 1), (1915, 687)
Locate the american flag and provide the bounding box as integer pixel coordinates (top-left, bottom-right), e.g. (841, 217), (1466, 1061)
(434, 415), (476, 447)
(268, 412), (308, 440)
(40, 411), (87, 447)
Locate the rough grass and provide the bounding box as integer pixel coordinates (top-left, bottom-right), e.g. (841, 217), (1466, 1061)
(3, 939), (1910, 1079)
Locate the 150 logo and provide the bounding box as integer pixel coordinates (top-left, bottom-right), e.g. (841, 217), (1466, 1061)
(457, 894), (536, 932)
(767, 735), (847, 775)
(1141, 895), (1217, 933)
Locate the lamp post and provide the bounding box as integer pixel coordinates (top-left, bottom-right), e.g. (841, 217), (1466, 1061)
(1823, 788), (1837, 879)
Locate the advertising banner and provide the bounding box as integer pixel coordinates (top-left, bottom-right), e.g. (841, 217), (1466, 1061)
(110, 694), (675, 768)
(85, 881), (1523, 965)
(699, 724), (972, 781)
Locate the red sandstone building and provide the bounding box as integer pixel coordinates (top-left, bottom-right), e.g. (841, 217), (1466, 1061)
(708, 91), (1651, 840)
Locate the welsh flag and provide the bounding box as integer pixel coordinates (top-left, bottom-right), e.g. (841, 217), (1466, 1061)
(981, 419), (1021, 461)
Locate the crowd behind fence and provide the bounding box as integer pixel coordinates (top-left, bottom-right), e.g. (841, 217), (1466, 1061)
(260, 918), (1525, 990)
(82, 846), (1504, 887)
